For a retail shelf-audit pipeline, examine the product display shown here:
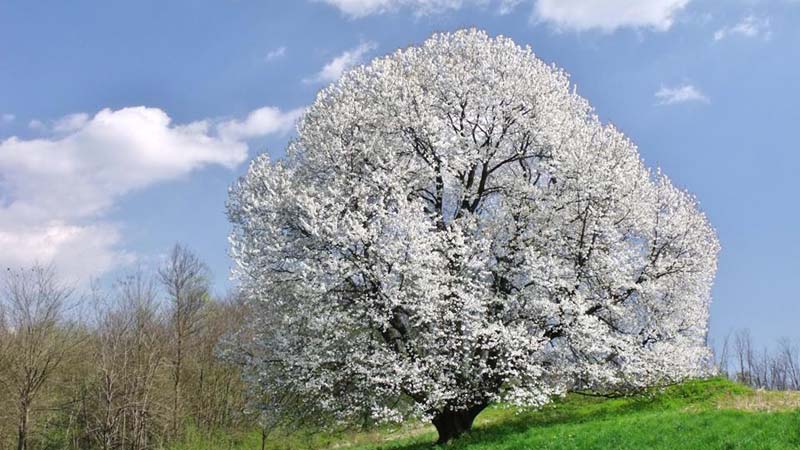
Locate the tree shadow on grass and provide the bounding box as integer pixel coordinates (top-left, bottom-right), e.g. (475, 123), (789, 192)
(374, 398), (660, 449)
(378, 388), (728, 450)
(374, 379), (745, 449)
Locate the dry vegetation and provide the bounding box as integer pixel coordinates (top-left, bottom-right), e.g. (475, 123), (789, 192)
(0, 245), (253, 450)
(713, 388), (800, 412)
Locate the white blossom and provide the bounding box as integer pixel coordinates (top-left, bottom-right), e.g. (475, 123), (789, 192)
(228, 29), (718, 443)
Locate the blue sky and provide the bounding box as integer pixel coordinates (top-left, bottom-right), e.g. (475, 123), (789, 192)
(0, 0), (798, 347)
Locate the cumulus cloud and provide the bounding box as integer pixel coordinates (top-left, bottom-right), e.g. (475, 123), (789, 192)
(714, 15), (771, 41)
(0, 105), (301, 282)
(533, 0), (691, 32)
(318, 0), (690, 31)
(0, 222), (133, 283)
(655, 84), (709, 105)
(304, 42), (377, 84)
(1, 113), (14, 124)
(218, 106), (304, 141)
(52, 112), (90, 133)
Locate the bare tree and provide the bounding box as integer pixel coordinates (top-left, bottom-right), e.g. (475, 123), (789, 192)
(0, 266), (76, 450)
(158, 244), (210, 440)
(777, 338), (800, 390)
(716, 330), (800, 391)
(733, 329), (754, 386)
(86, 270), (165, 450)
(716, 331), (732, 377)
(88, 283), (131, 450)
(191, 293), (248, 431)
(122, 274), (167, 450)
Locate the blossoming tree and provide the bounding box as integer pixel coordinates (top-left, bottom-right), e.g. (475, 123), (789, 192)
(227, 29), (719, 443)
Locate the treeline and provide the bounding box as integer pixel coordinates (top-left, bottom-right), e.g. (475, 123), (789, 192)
(716, 329), (800, 390)
(0, 245), (253, 450)
(3, 245), (798, 450)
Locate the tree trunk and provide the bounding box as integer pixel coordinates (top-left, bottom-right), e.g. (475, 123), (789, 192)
(17, 401), (29, 450)
(431, 403), (487, 445)
(172, 340), (182, 440)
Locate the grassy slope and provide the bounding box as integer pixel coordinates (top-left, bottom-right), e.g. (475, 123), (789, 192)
(172, 378), (800, 450)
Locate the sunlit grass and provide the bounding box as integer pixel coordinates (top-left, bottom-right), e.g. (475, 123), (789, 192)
(168, 378), (800, 450)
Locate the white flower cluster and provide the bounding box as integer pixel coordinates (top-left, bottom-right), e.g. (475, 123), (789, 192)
(228, 29), (719, 425)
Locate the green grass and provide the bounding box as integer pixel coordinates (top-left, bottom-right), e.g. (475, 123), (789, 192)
(169, 378), (800, 450)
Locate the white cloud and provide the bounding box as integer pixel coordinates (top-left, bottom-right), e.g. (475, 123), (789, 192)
(714, 15), (771, 41)
(52, 112), (90, 133)
(533, 0), (691, 32)
(318, 0), (691, 31)
(1, 113), (14, 124)
(304, 42), (377, 84)
(319, 0), (389, 17)
(498, 0), (523, 14)
(0, 105), (301, 282)
(319, 0), (526, 17)
(28, 119), (44, 130)
(655, 84), (709, 105)
(218, 106), (303, 141)
(0, 222), (133, 283)
(265, 46), (287, 62)
(319, 0), (470, 17)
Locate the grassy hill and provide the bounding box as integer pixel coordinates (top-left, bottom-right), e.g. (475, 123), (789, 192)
(173, 378), (800, 450)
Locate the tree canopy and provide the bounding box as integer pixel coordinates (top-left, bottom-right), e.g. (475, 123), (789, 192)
(228, 29), (719, 443)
